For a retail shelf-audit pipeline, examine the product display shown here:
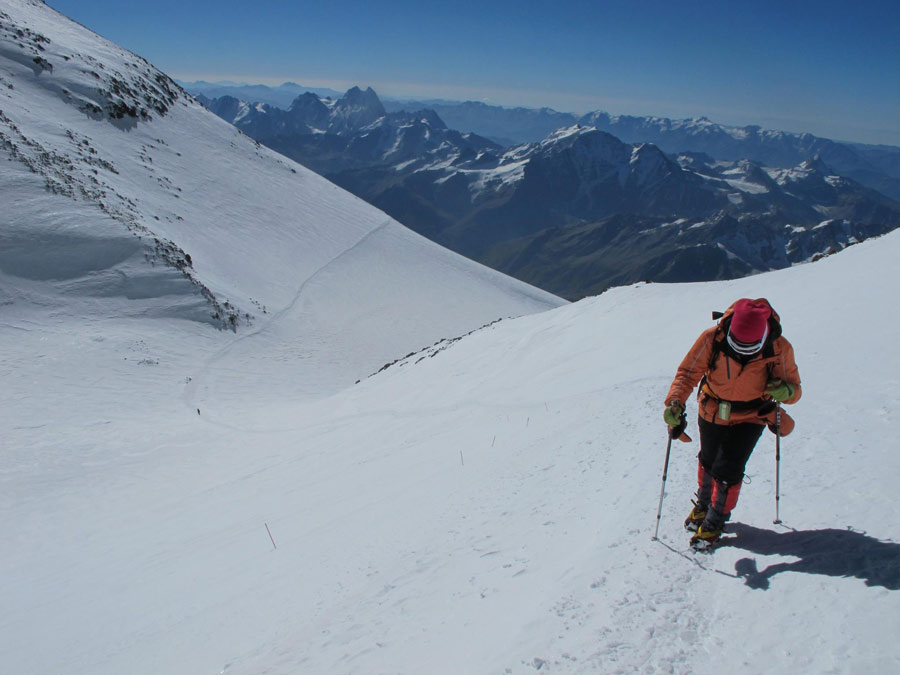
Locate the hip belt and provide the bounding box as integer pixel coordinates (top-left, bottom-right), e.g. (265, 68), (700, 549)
(699, 382), (776, 415)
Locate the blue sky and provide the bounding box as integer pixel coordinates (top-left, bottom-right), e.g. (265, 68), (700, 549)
(47, 0), (900, 145)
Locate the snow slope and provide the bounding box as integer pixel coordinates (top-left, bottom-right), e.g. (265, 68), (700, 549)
(3, 221), (900, 674)
(2, 2), (899, 674)
(0, 0), (561, 409)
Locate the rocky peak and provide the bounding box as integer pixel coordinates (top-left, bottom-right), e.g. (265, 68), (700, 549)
(414, 108), (447, 130)
(332, 86), (386, 131)
(732, 158), (779, 186)
(799, 155), (836, 175)
(287, 92), (331, 130)
(203, 95), (245, 121)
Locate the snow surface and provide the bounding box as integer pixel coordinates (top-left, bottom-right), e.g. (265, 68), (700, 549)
(2, 2), (900, 674)
(4, 227), (900, 674)
(0, 0), (560, 402)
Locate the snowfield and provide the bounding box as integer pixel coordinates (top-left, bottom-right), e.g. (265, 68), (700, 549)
(2, 1), (899, 674)
(3, 230), (899, 674)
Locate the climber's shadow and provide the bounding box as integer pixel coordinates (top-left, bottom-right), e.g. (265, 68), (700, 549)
(723, 523), (900, 591)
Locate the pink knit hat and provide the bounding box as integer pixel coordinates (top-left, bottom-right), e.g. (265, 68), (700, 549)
(728, 299), (771, 354)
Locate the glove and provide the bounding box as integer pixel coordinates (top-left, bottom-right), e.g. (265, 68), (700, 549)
(664, 401), (692, 442)
(663, 401), (685, 427)
(765, 379), (794, 402)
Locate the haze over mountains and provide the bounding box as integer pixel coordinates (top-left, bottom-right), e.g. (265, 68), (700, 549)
(191, 80), (900, 200)
(196, 84), (900, 299)
(179, 79), (344, 108)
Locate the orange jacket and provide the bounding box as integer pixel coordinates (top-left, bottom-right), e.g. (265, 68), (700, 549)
(666, 299), (802, 430)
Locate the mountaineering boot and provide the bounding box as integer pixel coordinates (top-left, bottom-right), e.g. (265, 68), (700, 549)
(684, 461), (714, 531)
(684, 501), (707, 532)
(690, 478), (741, 550)
(690, 524), (723, 550)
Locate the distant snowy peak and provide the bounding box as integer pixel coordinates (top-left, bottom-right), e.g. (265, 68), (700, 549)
(628, 143), (684, 187)
(538, 124), (595, 146)
(382, 97), (900, 195)
(205, 86), (391, 137)
(682, 154), (895, 216)
(535, 126), (629, 163)
(287, 92), (331, 127)
(199, 86), (505, 176)
(401, 107), (448, 131)
(767, 157), (851, 192)
(325, 86), (385, 133)
(577, 110), (900, 201)
(582, 111), (784, 145)
(180, 80), (344, 108)
(199, 95), (253, 123)
(796, 155), (837, 176)
(336, 85), (385, 114)
(526, 126), (681, 190)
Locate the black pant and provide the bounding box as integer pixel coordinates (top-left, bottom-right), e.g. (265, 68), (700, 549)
(698, 417), (765, 485)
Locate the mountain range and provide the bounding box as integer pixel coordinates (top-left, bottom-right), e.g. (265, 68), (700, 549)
(198, 87), (900, 299)
(193, 82), (900, 203)
(178, 79), (344, 108)
(384, 100), (900, 203)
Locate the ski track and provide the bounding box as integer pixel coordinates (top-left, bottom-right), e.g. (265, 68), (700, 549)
(181, 218), (394, 421)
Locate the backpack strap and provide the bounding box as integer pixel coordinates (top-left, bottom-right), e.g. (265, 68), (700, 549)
(707, 312), (728, 371)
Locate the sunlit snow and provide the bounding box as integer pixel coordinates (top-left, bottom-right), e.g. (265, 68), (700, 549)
(2, 2), (899, 674)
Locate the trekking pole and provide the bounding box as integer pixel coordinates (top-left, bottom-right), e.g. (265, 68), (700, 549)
(773, 403), (782, 525)
(651, 429), (674, 541)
